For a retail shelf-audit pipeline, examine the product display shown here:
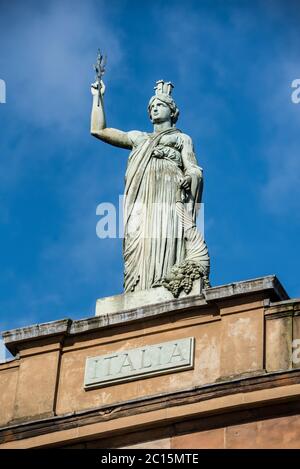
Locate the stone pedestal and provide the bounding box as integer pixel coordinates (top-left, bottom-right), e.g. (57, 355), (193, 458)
(95, 279), (202, 316)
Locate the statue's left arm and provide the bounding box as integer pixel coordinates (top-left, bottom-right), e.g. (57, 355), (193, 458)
(180, 134), (203, 206)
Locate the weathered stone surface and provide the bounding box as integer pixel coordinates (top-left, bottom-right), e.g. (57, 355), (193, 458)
(220, 309), (264, 378)
(0, 361), (18, 426)
(226, 414), (300, 449)
(122, 438), (171, 449)
(265, 314), (293, 372)
(1, 368), (300, 448)
(2, 319), (71, 356)
(293, 312), (300, 370)
(95, 279), (202, 316)
(205, 275), (288, 303)
(172, 428), (225, 449)
(193, 323), (221, 386)
(13, 348), (61, 421)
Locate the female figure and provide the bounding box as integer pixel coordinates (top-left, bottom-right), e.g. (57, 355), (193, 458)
(91, 80), (209, 296)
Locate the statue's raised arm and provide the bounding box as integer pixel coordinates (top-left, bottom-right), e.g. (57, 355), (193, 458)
(90, 51), (132, 149)
(90, 81), (132, 149)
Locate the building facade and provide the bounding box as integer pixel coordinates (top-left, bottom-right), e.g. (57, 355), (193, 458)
(1, 275), (300, 449)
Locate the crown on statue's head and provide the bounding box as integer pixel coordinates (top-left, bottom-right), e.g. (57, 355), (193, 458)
(154, 80), (174, 96)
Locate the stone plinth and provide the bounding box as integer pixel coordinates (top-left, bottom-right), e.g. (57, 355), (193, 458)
(95, 279), (202, 316)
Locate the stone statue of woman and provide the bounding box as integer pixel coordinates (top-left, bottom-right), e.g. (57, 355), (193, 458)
(90, 78), (210, 297)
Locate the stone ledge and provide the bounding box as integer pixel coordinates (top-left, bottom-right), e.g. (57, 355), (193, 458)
(71, 293), (207, 336)
(2, 318), (71, 344)
(265, 298), (300, 316)
(204, 275), (288, 303)
(0, 357), (19, 370)
(0, 367), (299, 447)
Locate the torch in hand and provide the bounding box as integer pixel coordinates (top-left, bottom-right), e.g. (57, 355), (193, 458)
(93, 49), (107, 107)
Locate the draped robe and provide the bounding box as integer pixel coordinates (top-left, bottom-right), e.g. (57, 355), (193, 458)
(123, 127), (203, 292)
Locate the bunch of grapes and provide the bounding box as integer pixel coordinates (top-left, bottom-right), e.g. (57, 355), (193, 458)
(163, 261), (203, 297)
(181, 276), (193, 294)
(183, 262), (200, 278)
(163, 278), (181, 298)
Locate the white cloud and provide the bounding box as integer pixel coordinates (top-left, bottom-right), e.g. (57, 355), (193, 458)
(0, 0), (123, 132)
(0, 1), (126, 325)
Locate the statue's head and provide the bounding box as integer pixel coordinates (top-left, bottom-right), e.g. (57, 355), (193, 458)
(148, 80), (179, 126)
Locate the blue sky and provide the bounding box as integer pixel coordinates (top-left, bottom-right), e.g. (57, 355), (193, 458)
(0, 0), (300, 333)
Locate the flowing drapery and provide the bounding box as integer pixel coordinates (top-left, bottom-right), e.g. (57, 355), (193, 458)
(123, 128), (203, 292)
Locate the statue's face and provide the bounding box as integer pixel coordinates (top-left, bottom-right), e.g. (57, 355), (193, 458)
(149, 98), (172, 123)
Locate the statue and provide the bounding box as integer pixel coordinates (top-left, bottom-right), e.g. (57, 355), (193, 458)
(90, 56), (210, 298)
